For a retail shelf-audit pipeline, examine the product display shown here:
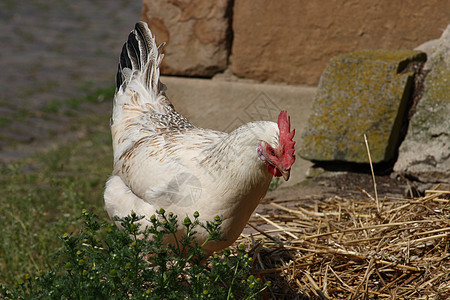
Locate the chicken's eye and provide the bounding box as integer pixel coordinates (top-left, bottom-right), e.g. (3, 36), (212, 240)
(263, 144), (276, 159)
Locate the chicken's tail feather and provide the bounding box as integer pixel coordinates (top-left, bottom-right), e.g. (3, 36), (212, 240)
(116, 21), (166, 98)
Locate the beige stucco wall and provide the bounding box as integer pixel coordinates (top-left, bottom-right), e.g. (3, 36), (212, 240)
(231, 0), (449, 85)
(143, 0), (449, 86)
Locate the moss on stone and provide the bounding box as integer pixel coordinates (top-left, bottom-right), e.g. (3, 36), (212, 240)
(411, 63), (450, 136)
(394, 51), (450, 183)
(299, 50), (426, 163)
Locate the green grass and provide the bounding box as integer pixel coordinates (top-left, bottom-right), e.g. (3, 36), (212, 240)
(0, 104), (112, 284)
(43, 99), (62, 113)
(83, 86), (115, 104)
(0, 117), (12, 127)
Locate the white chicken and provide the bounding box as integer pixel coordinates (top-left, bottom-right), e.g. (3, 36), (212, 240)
(104, 22), (296, 252)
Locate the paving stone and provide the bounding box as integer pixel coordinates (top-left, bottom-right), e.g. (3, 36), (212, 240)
(0, 0), (141, 151)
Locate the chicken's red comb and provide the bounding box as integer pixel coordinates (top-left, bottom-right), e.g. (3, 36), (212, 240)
(278, 111), (296, 168)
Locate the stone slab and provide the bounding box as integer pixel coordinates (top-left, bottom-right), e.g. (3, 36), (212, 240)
(298, 50), (426, 163)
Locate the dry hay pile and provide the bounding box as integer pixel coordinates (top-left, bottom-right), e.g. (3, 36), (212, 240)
(238, 187), (450, 299)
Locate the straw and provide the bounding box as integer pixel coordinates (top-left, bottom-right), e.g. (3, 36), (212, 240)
(235, 188), (450, 298)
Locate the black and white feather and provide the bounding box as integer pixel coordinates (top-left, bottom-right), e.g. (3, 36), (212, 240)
(116, 22), (165, 96)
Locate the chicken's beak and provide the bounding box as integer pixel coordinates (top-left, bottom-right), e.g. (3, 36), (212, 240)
(279, 168), (290, 181)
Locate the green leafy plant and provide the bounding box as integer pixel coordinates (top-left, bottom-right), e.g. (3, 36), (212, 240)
(1, 210), (269, 299)
(269, 177), (282, 191)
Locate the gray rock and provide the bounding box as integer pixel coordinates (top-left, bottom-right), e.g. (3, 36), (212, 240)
(299, 50), (426, 163)
(394, 25), (450, 183)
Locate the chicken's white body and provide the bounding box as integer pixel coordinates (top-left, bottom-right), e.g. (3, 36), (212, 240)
(104, 22), (284, 252)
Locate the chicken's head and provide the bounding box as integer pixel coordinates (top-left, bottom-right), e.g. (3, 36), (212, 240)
(257, 111), (296, 180)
